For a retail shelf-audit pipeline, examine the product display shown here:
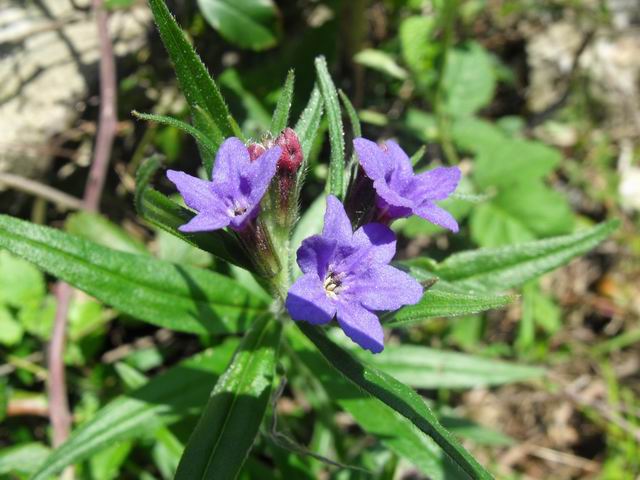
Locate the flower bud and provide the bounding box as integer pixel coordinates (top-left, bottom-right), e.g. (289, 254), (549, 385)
(247, 143), (267, 162)
(275, 128), (303, 174)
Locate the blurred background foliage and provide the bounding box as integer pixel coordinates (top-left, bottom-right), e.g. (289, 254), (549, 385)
(0, 0), (639, 478)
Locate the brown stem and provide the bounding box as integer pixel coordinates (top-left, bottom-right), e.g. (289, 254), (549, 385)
(48, 0), (117, 460)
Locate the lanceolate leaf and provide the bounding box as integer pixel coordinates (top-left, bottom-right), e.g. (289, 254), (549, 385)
(0, 215), (266, 335)
(134, 157), (252, 270)
(360, 345), (544, 389)
(388, 286), (514, 327)
(176, 315), (282, 480)
(148, 0), (234, 137)
(299, 324), (494, 480)
(315, 56), (345, 199)
(31, 343), (238, 480)
(295, 85), (323, 163)
(423, 220), (619, 293)
(287, 327), (461, 480)
(271, 70), (295, 134)
(0, 443), (50, 477)
(133, 111), (219, 163)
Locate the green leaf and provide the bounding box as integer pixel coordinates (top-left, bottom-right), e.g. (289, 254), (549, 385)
(134, 156), (251, 270)
(287, 327), (460, 480)
(176, 315), (282, 480)
(0, 215), (267, 335)
(470, 202), (536, 248)
(0, 250), (45, 307)
(387, 287), (514, 327)
(430, 220), (619, 293)
(299, 324), (494, 480)
(360, 345), (544, 389)
(32, 342), (238, 480)
(294, 86), (323, 161)
(148, 0), (234, 139)
(354, 49), (408, 80)
(197, 0), (280, 51)
(65, 211), (147, 255)
(271, 70), (295, 134)
(474, 139), (561, 190)
(0, 307), (23, 346)
(338, 90), (362, 139)
(133, 111), (219, 164)
(315, 56), (345, 199)
(219, 69), (272, 131)
(0, 443), (50, 476)
(443, 43), (496, 117)
(400, 16), (439, 80)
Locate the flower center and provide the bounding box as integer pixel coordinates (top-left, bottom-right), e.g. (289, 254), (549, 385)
(323, 271), (344, 299)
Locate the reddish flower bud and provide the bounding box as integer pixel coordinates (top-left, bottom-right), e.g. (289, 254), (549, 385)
(275, 128), (303, 173)
(247, 143), (267, 162)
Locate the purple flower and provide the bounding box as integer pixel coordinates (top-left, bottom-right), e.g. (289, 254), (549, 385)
(286, 196), (423, 353)
(167, 137), (281, 232)
(353, 138), (461, 232)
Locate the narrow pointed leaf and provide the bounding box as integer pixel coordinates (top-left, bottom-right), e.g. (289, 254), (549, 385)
(32, 343), (238, 480)
(338, 90), (361, 138)
(287, 327), (461, 480)
(133, 111), (219, 163)
(295, 85), (323, 161)
(192, 105), (225, 176)
(271, 70), (295, 134)
(315, 56), (345, 198)
(388, 288), (514, 327)
(135, 157), (252, 270)
(0, 215), (266, 334)
(148, 0), (234, 137)
(299, 324), (494, 480)
(176, 315), (281, 480)
(412, 220), (619, 293)
(360, 345), (544, 389)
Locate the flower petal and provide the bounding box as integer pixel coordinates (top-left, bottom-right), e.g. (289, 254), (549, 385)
(350, 223), (397, 265)
(336, 302), (384, 353)
(415, 203), (459, 232)
(247, 146), (281, 205)
(373, 180), (414, 209)
(211, 137), (250, 184)
(296, 235), (337, 277)
(356, 265), (423, 311)
(178, 210), (230, 233)
(384, 140), (414, 179)
(322, 195), (353, 244)
(411, 166), (461, 201)
(166, 170), (216, 212)
(286, 274), (336, 325)
(354, 138), (386, 180)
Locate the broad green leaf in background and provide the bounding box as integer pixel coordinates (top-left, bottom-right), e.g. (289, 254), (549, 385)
(197, 0), (281, 51)
(0, 443), (50, 477)
(315, 56), (345, 199)
(406, 220), (619, 293)
(271, 70), (295, 134)
(0, 249), (45, 307)
(0, 215), (266, 335)
(288, 327), (461, 480)
(294, 85), (323, 163)
(387, 285), (514, 327)
(31, 342), (238, 480)
(135, 156), (252, 270)
(65, 211), (148, 255)
(354, 49), (408, 80)
(443, 42), (496, 117)
(0, 306), (23, 346)
(220, 69), (272, 132)
(400, 16), (439, 86)
(359, 345), (544, 389)
(473, 138), (561, 190)
(148, 0), (234, 174)
(470, 202), (535, 248)
(176, 315), (281, 480)
(299, 324), (494, 480)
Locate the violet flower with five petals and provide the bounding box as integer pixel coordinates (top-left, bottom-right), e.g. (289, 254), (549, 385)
(286, 196), (422, 353)
(167, 137), (281, 232)
(353, 138), (461, 232)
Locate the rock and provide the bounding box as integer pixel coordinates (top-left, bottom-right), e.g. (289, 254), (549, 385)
(0, 0), (150, 181)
